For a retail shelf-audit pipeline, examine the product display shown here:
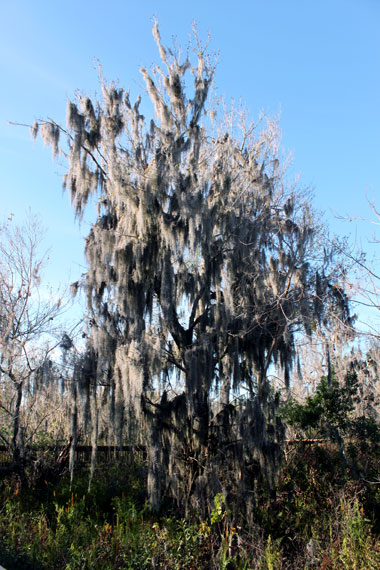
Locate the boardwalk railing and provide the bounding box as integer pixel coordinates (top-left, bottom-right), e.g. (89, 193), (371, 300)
(0, 440), (330, 468)
(0, 445), (146, 468)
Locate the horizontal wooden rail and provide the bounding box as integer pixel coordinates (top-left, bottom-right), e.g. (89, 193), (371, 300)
(0, 439), (337, 468)
(0, 445), (147, 467)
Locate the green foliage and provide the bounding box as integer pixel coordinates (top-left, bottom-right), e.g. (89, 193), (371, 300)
(284, 370), (357, 432)
(210, 492), (227, 524)
(263, 535), (282, 570)
(321, 497), (380, 569)
(284, 370), (380, 446)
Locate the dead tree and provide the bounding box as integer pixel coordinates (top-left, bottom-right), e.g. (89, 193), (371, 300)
(0, 215), (65, 481)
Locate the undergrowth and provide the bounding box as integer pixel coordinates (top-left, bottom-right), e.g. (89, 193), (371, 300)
(1, 446), (380, 569)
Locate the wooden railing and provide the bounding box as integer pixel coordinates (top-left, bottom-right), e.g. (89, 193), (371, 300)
(0, 439), (333, 469)
(0, 445), (146, 467)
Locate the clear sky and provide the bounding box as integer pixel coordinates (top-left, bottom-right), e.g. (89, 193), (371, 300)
(1, 0), (379, 329)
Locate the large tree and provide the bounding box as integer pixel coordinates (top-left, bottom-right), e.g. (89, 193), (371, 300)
(30, 23), (350, 513)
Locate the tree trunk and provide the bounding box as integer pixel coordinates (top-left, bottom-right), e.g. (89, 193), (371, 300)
(12, 380), (25, 483)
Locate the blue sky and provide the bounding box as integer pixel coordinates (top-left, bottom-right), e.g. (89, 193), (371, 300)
(1, 0), (379, 328)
